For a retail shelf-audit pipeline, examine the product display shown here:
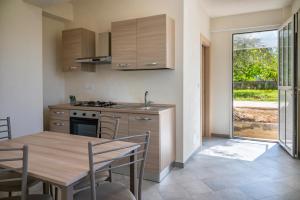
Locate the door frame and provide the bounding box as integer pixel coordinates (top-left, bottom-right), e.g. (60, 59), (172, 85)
(231, 29), (279, 140)
(200, 34), (211, 138)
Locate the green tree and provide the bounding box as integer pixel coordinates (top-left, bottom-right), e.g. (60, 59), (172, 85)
(233, 47), (278, 83)
(233, 34), (278, 83)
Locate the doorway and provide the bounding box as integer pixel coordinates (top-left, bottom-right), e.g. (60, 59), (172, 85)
(231, 11), (300, 158)
(201, 34), (210, 138)
(232, 30), (279, 141)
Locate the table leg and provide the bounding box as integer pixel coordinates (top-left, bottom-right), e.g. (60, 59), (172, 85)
(130, 149), (138, 197)
(61, 185), (74, 200)
(43, 183), (50, 194)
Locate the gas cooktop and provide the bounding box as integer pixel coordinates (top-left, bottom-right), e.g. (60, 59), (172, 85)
(73, 101), (117, 107)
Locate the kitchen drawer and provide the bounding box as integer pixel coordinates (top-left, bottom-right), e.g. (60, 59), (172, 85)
(50, 109), (69, 120)
(101, 112), (129, 137)
(49, 119), (70, 133)
(129, 114), (159, 133)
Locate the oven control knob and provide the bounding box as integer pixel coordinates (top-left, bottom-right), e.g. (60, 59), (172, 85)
(82, 113), (86, 116)
(73, 112), (77, 115)
(92, 114), (96, 117)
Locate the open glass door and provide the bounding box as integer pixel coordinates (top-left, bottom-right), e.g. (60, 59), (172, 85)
(278, 12), (298, 157)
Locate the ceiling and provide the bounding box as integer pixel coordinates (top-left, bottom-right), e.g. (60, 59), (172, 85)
(199, 0), (294, 18)
(24, 0), (72, 7)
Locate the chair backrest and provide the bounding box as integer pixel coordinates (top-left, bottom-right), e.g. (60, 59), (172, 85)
(0, 117), (12, 140)
(0, 145), (28, 200)
(98, 114), (120, 139)
(88, 132), (150, 200)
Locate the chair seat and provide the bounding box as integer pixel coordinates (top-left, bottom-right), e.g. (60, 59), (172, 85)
(74, 182), (136, 200)
(0, 194), (52, 200)
(0, 172), (38, 192)
(74, 171), (110, 190)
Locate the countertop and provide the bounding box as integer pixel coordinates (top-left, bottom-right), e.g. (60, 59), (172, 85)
(48, 103), (175, 115)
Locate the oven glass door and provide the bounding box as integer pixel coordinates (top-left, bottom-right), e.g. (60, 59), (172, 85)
(70, 117), (98, 137)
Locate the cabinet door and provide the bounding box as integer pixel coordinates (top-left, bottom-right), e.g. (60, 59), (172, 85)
(62, 29), (95, 72)
(62, 29), (82, 71)
(112, 19), (137, 69)
(137, 15), (166, 69)
(101, 112), (129, 138)
(129, 114), (159, 173)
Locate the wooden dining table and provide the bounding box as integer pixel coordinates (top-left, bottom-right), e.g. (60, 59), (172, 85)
(0, 131), (139, 200)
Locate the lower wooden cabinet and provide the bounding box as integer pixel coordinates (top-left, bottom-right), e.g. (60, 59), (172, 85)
(128, 109), (175, 182)
(129, 114), (160, 174)
(49, 109), (70, 133)
(48, 107), (175, 182)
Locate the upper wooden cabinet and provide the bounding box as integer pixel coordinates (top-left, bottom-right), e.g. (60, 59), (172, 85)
(111, 19), (137, 70)
(62, 28), (96, 72)
(111, 14), (175, 70)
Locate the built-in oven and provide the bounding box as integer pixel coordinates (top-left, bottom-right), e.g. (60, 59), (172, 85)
(70, 110), (100, 137)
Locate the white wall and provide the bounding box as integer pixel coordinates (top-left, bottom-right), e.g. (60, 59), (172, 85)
(292, 0), (300, 14)
(182, 0), (210, 161)
(210, 8), (290, 136)
(64, 0), (185, 162)
(0, 0), (43, 137)
(42, 16), (66, 130)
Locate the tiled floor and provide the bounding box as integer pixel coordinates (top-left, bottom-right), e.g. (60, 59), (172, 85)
(137, 137), (300, 200)
(3, 137), (300, 200)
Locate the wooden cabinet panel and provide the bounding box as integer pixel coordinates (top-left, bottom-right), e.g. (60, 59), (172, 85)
(62, 28), (95, 72)
(111, 14), (175, 70)
(137, 15), (166, 69)
(129, 114), (159, 173)
(50, 109), (69, 120)
(101, 112), (129, 138)
(49, 119), (69, 133)
(111, 19), (137, 70)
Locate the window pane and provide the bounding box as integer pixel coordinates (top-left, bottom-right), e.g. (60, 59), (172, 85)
(288, 22), (294, 86)
(284, 26), (289, 86)
(279, 30), (283, 86)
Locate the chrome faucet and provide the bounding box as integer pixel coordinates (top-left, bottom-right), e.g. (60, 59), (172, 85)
(144, 91), (150, 107)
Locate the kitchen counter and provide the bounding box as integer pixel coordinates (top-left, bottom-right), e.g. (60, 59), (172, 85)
(48, 103), (175, 115)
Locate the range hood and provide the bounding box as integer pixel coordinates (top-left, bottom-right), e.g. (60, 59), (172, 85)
(76, 32), (112, 64)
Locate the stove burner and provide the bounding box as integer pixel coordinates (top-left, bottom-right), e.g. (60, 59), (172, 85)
(74, 101), (117, 107)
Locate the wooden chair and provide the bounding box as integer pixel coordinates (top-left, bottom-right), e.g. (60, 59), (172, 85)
(0, 145), (52, 200)
(74, 131), (150, 200)
(0, 117), (38, 198)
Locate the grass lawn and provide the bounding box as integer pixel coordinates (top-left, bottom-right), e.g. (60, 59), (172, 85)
(233, 89), (278, 102)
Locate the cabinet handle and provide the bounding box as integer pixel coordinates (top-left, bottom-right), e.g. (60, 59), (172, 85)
(146, 62), (158, 66)
(54, 111), (64, 115)
(70, 66), (80, 70)
(135, 117), (152, 121)
(117, 64), (130, 68)
(53, 122), (64, 126)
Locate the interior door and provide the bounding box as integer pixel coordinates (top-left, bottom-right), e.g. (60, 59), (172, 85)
(278, 12), (298, 157)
